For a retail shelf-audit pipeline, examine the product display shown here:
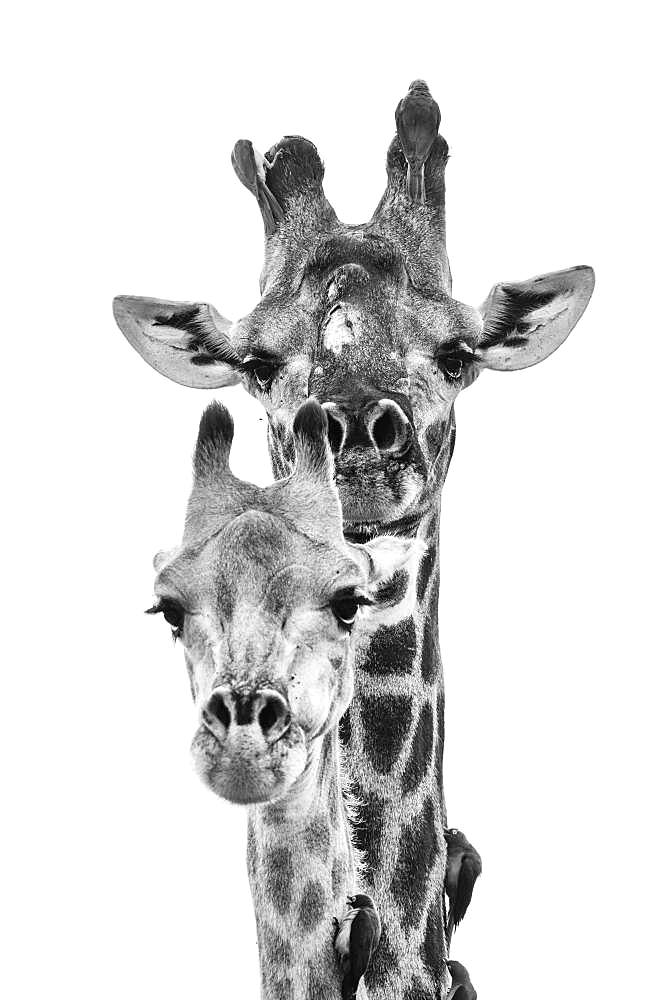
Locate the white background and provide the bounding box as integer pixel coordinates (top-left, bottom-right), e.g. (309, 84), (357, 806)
(3, 2), (666, 998)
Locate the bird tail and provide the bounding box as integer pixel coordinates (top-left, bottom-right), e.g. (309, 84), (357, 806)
(342, 972), (358, 1000)
(406, 163), (426, 202)
(445, 911), (454, 950)
(257, 186), (281, 236)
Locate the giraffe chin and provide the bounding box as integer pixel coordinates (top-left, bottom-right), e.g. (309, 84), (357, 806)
(190, 723), (307, 806)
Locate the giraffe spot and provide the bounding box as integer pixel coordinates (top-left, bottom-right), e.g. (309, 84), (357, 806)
(425, 416), (449, 461)
(303, 814), (331, 865)
(421, 894), (446, 985)
(363, 930), (400, 992)
(270, 978), (293, 1000)
(360, 694), (413, 773)
(339, 708), (351, 747)
(263, 802), (287, 825)
(331, 854), (348, 897)
(403, 977), (434, 1000)
(298, 880), (326, 932)
(391, 797), (439, 926)
(417, 545), (437, 603)
(373, 568), (410, 606)
(266, 846), (293, 916)
(351, 787), (384, 881)
(261, 925), (293, 968)
(360, 618), (417, 676)
(421, 593), (441, 684)
(401, 701), (434, 794)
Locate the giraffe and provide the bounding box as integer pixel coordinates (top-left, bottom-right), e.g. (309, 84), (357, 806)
(114, 80), (595, 1000)
(149, 397), (425, 1000)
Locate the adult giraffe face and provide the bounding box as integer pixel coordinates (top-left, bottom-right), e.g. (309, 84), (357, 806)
(147, 401), (424, 805)
(115, 257), (593, 532)
(114, 118), (594, 534)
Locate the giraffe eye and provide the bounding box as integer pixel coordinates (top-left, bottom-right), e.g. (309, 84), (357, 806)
(244, 357), (279, 390)
(146, 597), (185, 641)
(436, 344), (473, 382)
(253, 363), (276, 389)
(330, 594), (368, 630)
(441, 357), (463, 379)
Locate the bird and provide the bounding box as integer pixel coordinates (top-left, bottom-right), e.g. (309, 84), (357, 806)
(231, 139), (284, 235)
(394, 79), (441, 203)
(333, 894), (382, 1000)
(446, 960), (477, 1000)
(444, 827), (482, 946)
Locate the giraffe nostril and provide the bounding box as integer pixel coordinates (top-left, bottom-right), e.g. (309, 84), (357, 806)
(371, 408), (396, 450)
(256, 690), (291, 742)
(324, 408), (346, 455)
(368, 399), (413, 455)
(207, 692), (232, 730)
(258, 702), (278, 732)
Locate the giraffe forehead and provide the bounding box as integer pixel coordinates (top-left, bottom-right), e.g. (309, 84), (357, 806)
(181, 525), (360, 609)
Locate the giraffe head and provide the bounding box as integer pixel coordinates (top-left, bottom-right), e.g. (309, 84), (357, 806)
(149, 399), (423, 805)
(115, 84), (594, 535)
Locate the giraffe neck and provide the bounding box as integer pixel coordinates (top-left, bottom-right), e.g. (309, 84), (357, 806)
(247, 731), (359, 1000)
(342, 503), (447, 1000)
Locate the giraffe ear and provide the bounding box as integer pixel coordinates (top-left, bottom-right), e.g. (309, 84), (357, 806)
(112, 295), (243, 388)
(476, 266), (595, 371)
(360, 537), (426, 628)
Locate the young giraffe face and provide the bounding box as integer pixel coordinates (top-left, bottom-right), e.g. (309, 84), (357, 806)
(149, 400), (423, 805)
(114, 117), (594, 533)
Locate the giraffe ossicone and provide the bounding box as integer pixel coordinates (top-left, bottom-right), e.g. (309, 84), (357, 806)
(149, 398), (424, 999)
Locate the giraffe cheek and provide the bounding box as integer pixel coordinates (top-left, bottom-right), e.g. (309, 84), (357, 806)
(287, 662), (333, 735)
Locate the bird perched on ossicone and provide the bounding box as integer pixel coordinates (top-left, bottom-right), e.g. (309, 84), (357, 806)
(333, 894), (381, 1000)
(231, 139), (284, 235)
(446, 960), (477, 1000)
(444, 827), (482, 946)
(394, 79), (441, 203)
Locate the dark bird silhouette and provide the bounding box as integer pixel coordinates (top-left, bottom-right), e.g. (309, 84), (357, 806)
(231, 139), (284, 235)
(333, 894), (381, 1000)
(394, 79), (441, 202)
(444, 827), (482, 946)
(446, 960), (477, 1000)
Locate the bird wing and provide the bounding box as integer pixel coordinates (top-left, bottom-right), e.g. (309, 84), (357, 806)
(347, 909), (380, 984)
(395, 99), (440, 164)
(231, 140), (259, 196)
(451, 854), (481, 928)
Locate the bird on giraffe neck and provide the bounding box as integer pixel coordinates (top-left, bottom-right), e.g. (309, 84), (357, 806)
(334, 894), (382, 1000)
(444, 827), (482, 947)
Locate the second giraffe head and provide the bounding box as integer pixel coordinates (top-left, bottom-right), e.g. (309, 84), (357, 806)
(148, 399), (424, 805)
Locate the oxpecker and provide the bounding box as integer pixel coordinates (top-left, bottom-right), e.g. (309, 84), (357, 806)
(334, 894), (381, 1000)
(446, 960), (477, 1000)
(394, 79), (441, 202)
(445, 827), (482, 945)
(231, 139), (284, 235)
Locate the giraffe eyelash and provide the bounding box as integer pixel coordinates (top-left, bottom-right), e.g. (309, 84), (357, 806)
(146, 597), (185, 641)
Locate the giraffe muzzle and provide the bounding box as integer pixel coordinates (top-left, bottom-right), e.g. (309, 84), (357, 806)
(202, 686), (291, 746)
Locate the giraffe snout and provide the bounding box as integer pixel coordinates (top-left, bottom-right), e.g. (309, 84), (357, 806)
(202, 686), (291, 745)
